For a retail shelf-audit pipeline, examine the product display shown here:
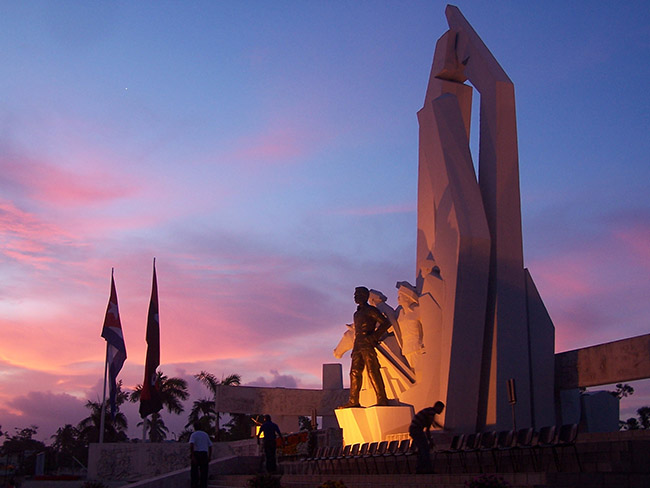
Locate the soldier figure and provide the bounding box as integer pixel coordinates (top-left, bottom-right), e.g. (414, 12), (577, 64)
(339, 286), (392, 408)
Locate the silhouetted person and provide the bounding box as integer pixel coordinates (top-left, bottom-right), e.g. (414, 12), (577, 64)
(190, 422), (213, 488)
(409, 401), (444, 473)
(340, 286), (392, 408)
(257, 414), (284, 472)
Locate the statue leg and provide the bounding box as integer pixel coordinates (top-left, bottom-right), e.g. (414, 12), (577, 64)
(365, 349), (388, 405)
(340, 351), (364, 408)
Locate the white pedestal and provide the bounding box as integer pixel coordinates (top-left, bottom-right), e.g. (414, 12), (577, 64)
(335, 405), (414, 446)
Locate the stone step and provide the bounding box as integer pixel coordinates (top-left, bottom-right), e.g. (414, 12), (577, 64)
(209, 471), (650, 488)
(209, 474), (264, 488)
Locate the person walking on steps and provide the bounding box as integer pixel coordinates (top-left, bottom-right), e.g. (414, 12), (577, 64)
(257, 414), (284, 473)
(190, 422), (213, 488)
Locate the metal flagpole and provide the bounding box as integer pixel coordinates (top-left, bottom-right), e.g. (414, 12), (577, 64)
(99, 343), (109, 444)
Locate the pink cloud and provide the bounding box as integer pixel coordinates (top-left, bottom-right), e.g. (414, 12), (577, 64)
(217, 119), (323, 168)
(246, 369), (299, 388)
(0, 316), (104, 375)
(0, 359), (101, 438)
(0, 392), (88, 442)
(613, 224), (650, 270)
(8, 391), (87, 424)
(530, 253), (600, 298)
(0, 200), (80, 268)
(527, 211), (650, 352)
(0, 152), (135, 206)
(232, 128), (303, 162)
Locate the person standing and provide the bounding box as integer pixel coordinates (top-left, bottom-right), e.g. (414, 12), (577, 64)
(189, 423), (213, 488)
(257, 414), (284, 472)
(409, 401), (445, 474)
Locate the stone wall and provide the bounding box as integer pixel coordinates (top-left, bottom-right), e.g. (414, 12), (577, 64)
(87, 442), (234, 482)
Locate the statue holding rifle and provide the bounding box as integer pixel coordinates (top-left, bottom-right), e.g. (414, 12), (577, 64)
(339, 286), (392, 408)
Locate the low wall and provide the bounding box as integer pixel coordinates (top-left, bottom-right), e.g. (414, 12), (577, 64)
(121, 455), (261, 488)
(87, 442), (234, 482)
(87, 430), (339, 483)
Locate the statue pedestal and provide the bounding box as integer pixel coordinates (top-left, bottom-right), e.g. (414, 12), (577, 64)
(335, 405), (414, 446)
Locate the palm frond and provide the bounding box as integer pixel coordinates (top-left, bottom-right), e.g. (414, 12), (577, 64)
(195, 371), (219, 392)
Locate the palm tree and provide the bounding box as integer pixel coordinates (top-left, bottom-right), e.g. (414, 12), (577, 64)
(130, 371), (189, 442)
(194, 371), (241, 441)
(51, 424), (79, 451)
(77, 381), (129, 444)
(136, 413), (169, 442)
(77, 400), (128, 444)
(176, 428), (193, 443)
(51, 424), (83, 469)
(185, 398), (217, 436)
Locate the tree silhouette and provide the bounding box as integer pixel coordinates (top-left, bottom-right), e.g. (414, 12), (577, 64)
(610, 383), (635, 399)
(77, 380), (129, 444)
(51, 424), (84, 469)
(194, 371), (241, 441)
(130, 371), (189, 441)
(136, 413), (169, 442)
(186, 398), (217, 437)
(620, 405), (650, 431)
(2, 426), (46, 475)
(223, 413), (257, 441)
(77, 400), (128, 444)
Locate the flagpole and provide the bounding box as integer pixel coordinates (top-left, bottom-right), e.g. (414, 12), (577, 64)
(99, 342), (109, 444)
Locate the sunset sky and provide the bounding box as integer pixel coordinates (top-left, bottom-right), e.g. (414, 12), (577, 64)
(1, 1), (648, 441)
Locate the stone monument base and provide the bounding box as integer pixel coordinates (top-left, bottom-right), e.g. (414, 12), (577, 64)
(335, 405), (414, 446)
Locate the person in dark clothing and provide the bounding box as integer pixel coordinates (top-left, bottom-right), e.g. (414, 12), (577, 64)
(189, 423), (213, 488)
(409, 401), (445, 473)
(257, 414), (284, 472)
(339, 286), (393, 408)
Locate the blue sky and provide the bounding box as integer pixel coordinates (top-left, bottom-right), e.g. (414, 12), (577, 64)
(0, 1), (648, 440)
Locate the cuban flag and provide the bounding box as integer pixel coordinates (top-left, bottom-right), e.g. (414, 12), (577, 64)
(101, 270), (127, 418)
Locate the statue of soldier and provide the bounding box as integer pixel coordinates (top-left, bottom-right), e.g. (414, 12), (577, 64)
(339, 286), (392, 408)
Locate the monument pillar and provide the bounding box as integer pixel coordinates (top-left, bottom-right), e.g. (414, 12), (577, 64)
(335, 5), (556, 443)
(412, 5), (554, 431)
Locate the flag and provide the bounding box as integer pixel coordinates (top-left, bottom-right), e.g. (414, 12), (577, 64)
(101, 269), (127, 418)
(140, 259), (163, 418)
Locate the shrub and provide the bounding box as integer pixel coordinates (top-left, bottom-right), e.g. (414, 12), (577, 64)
(465, 474), (510, 488)
(318, 481), (347, 488)
(247, 473), (282, 488)
(82, 482), (108, 488)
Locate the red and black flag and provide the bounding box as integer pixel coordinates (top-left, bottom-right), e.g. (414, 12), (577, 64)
(139, 259), (163, 418)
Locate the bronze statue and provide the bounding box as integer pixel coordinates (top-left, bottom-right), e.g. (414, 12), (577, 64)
(339, 286), (392, 408)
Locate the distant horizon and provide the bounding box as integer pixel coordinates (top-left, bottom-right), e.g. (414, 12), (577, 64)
(1, 0), (649, 442)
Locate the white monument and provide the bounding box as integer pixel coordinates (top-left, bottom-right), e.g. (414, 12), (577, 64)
(335, 5), (555, 444)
